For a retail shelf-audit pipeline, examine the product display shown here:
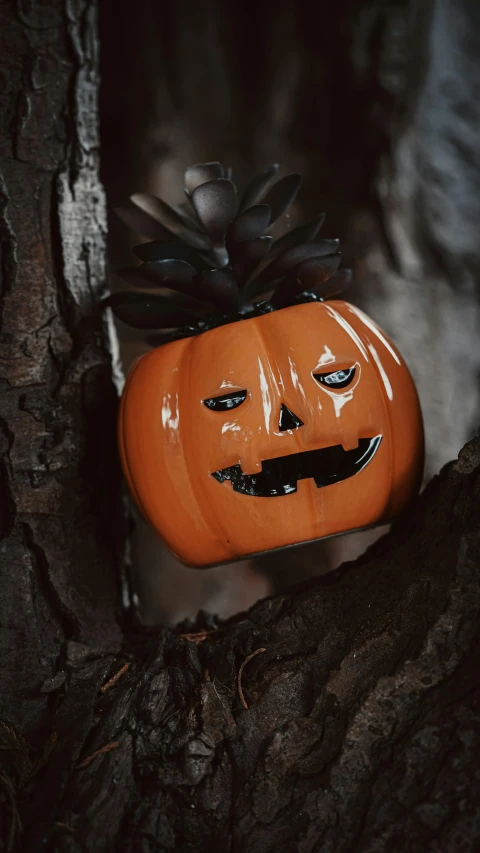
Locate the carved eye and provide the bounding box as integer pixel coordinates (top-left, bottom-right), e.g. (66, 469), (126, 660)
(313, 367), (356, 390)
(203, 390), (248, 411)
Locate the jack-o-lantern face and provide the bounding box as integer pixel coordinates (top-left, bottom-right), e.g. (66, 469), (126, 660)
(119, 300), (424, 567)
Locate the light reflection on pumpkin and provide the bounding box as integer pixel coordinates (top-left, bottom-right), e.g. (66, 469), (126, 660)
(119, 300), (424, 567)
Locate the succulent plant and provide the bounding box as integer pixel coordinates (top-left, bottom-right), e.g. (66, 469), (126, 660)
(105, 161), (351, 343)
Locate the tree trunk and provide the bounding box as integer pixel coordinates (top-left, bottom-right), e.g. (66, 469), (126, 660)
(20, 440), (480, 852)
(1, 1), (480, 851)
(0, 0), (123, 739)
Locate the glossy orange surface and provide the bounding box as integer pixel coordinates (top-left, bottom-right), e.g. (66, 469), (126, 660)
(119, 301), (424, 567)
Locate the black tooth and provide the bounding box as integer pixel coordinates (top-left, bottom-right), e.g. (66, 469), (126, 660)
(210, 437), (382, 498)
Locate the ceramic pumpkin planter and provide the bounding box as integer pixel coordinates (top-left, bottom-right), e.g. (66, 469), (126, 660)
(108, 162), (424, 567)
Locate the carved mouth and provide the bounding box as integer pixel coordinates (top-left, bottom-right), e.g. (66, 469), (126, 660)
(212, 435), (382, 497)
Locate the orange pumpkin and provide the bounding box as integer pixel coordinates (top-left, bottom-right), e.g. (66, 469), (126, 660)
(109, 163), (424, 567)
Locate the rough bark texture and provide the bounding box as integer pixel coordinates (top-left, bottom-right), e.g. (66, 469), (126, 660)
(1, 0), (480, 851)
(0, 0), (123, 743)
(21, 439), (480, 852)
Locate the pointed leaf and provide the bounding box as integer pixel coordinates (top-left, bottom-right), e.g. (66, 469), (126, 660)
(130, 193), (187, 233)
(144, 261), (219, 306)
(191, 179), (238, 251)
(227, 205), (271, 247)
(117, 260), (196, 289)
(263, 173), (302, 225)
(268, 213), (326, 261)
(184, 162), (225, 194)
(115, 262), (214, 313)
(175, 200), (205, 231)
(131, 193), (211, 251)
(105, 291), (194, 329)
(113, 271), (210, 317)
(232, 236), (273, 287)
(247, 278), (279, 302)
(115, 266), (157, 289)
(270, 254), (342, 308)
(115, 206), (174, 242)
(310, 268), (352, 299)
(194, 267), (240, 313)
(251, 238), (340, 290)
(117, 279), (207, 314)
(132, 240), (205, 269)
(239, 163), (279, 212)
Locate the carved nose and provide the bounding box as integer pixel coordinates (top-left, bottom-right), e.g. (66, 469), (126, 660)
(279, 404), (304, 432)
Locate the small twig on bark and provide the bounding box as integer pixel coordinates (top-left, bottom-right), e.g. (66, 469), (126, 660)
(179, 628), (225, 645)
(237, 648), (266, 710)
(77, 741), (120, 769)
(100, 663), (130, 693)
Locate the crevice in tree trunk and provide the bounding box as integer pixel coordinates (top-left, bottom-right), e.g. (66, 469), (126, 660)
(1, 0), (480, 850)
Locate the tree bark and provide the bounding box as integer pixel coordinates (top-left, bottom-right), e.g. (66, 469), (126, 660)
(1, 1), (480, 851)
(21, 439), (480, 852)
(0, 0), (123, 743)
